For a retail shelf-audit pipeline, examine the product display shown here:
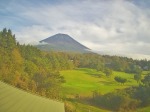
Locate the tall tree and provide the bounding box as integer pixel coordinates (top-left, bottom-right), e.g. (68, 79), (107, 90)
(134, 73), (142, 83)
(142, 73), (150, 87)
(104, 68), (112, 77)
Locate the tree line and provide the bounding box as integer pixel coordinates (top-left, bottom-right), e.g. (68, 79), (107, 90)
(0, 28), (74, 99)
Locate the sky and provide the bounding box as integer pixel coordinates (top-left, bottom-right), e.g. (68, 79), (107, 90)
(0, 0), (150, 60)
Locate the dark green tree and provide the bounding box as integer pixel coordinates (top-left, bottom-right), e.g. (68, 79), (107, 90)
(114, 76), (127, 84)
(134, 73), (142, 83)
(104, 68), (112, 77)
(142, 73), (150, 87)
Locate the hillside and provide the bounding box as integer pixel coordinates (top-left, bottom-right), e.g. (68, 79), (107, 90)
(0, 81), (65, 112)
(36, 33), (91, 53)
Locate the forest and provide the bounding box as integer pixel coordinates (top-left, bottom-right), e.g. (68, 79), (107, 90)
(0, 28), (150, 112)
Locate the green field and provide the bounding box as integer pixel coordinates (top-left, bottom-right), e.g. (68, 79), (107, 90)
(0, 81), (64, 112)
(61, 68), (140, 112)
(138, 106), (150, 112)
(61, 68), (137, 96)
(65, 101), (110, 112)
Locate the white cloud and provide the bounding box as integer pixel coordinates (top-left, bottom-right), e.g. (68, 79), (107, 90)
(1, 0), (150, 59)
(14, 25), (52, 44)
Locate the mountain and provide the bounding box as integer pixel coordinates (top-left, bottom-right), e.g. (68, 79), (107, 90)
(36, 33), (91, 53)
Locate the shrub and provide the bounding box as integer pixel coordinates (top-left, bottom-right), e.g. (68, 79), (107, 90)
(95, 92), (140, 111)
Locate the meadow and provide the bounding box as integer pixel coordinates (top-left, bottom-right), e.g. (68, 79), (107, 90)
(61, 68), (138, 97)
(61, 68), (140, 112)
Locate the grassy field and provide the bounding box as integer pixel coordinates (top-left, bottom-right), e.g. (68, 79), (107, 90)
(61, 68), (139, 112)
(61, 68), (137, 97)
(138, 106), (150, 112)
(65, 101), (110, 112)
(0, 81), (64, 112)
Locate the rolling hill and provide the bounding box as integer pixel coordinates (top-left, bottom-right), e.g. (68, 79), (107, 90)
(36, 33), (91, 53)
(0, 81), (65, 112)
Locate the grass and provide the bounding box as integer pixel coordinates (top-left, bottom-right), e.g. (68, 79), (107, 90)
(71, 102), (110, 112)
(61, 68), (140, 112)
(113, 71), (137, 86)
(61, 68), (137, 96)
(0, 81), (64, 112)
(61, 68), (150, 111)
(138, 106), (150, 112)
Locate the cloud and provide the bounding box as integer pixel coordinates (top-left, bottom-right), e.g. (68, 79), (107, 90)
(0, 0), (150, 59)
(15, 25), (52, 44)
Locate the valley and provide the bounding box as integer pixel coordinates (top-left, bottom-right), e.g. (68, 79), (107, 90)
(0, 29), (150, 112)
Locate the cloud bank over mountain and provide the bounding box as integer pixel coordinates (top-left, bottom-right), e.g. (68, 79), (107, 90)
(0, 0), (150, 59)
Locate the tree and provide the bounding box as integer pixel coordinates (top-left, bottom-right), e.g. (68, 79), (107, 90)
(134, 73), (142, 83)
(142, 73), (150, 87)
(92, 90), (101, 99)
(104, 68), (112, 77)
(94, 92), (139, 111)
(114, 76), (127, 84)
(96, 63), (104, 72)
(0, 28), (71, 100)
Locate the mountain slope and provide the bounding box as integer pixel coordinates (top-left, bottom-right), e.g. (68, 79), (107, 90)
(36, 33), (90, 53)
(0, 81), (64, 112)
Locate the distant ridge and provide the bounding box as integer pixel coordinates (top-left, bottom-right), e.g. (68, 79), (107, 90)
(36, 33), (91, 53)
